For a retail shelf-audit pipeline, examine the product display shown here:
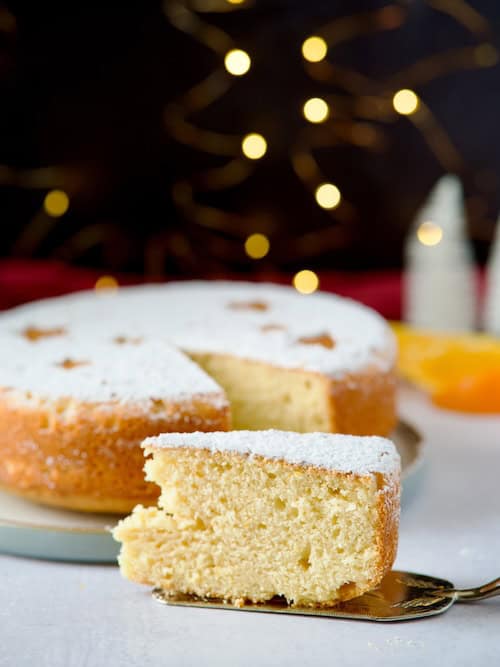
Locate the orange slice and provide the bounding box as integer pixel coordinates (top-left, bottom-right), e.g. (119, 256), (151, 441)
(391, 323), (500, 413)
(432, 369), (500, 413)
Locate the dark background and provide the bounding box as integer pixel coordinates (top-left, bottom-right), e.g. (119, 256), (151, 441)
(1, 0), (499, 276)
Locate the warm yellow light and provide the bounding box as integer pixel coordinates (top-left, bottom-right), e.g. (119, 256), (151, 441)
(226, 0), (246, 4)
(303, 97), (330, 123)
(392, 89), (419, 115)
(43, 189), (69, 217)
(241, 133), (267, 159)
(293, 270), (319, 295)
(315, 183), (341, 210)
(417, 221), (443, 246)
(94, 275), (119, 293)
(302, 36), (327, 63)
(224, 48), (251, 76)
(245, 233), (270, 259)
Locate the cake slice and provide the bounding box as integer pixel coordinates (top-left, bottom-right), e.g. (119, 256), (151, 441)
(114, 430), (400, 607)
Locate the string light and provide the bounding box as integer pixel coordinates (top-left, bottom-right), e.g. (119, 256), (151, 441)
(224, 49), (251, 76)
(301, 36), (328, 63)
(303, 97), (330, 123)
(293, 270), (319, 294)
(392, 89), (419, 115)
(417, 221), (443, 246)
(241, 133), (267, 159)
(11, 1), (488, 271)
(141, 2), (500, 267)
(43, 190), (69, 217)
(245, 233), (270, 259)
(94, 276), (119, 293)
(315, 183), (341, 209)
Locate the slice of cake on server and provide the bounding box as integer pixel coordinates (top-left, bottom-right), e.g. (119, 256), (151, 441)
(114, 430), (400, 607)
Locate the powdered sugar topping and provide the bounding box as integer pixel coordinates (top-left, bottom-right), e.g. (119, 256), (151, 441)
(0, 333), (225, 407)
(143, 430), (401, 476)
(0, 281), (396, 380)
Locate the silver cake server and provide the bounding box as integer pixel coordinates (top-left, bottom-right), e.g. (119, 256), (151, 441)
(152, 570), (500, 622)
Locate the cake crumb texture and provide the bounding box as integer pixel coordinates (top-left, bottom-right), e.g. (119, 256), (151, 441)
(114, 431), (400, 606)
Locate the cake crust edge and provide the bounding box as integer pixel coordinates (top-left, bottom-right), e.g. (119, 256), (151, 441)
(0, 392), (231, 513)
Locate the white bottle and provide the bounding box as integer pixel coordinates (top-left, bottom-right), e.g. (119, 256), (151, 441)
(404, 174), (477, 331)
(484, 218), (500, 335)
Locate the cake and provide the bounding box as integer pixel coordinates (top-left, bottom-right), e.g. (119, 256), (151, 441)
(0, 281), (397, 512)
(113, 430), (401, 607)
(0, 335), (229, 512)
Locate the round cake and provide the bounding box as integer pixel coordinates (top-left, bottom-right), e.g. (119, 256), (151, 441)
(0, 281), (397, 512)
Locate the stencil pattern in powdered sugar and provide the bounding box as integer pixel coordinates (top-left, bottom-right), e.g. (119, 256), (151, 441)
(0, 281), (396, 386)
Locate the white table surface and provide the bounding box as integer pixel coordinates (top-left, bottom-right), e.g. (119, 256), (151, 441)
(1, 387), (499, 667)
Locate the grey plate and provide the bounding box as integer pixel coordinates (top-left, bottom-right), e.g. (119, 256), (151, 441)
(0, 420), (425, 563)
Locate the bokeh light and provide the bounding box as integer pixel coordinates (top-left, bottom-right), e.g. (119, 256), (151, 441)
(392, 89), (419, 115)
(293, 270), (319, 294)
(43, 190), (69, 217)
(315, 183), (341, 210)
(224, 49), (251, 76)
(303, 97), (330, 123)
(245, 233), (270, 259)
(241, 133), (267, 159)
(417, 221), (443, 246)
(95, 276), (119, 293)
(302, 36), (328, 63)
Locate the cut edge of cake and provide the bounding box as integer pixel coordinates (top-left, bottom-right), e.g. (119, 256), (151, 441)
(113, 430), (401, 607)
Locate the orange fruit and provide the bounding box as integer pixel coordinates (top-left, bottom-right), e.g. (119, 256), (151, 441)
(432, 369), (500, 413)
(391, 323), (500, 413)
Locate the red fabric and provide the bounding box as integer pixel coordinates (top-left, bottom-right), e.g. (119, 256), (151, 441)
(0, 260), (403, 319)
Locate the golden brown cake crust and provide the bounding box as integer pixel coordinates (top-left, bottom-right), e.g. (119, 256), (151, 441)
(329, 364), (398, 437)
(0, 392), (230, 513)
(374, 470), (401, 588)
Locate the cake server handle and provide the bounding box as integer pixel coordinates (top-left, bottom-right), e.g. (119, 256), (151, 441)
(444, 577), (500, 602)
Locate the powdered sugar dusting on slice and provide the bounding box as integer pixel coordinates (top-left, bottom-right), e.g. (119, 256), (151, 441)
(143, 430), (401, 476)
